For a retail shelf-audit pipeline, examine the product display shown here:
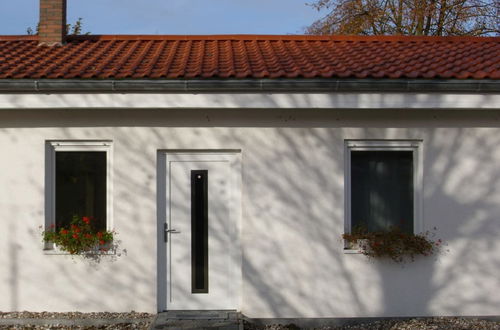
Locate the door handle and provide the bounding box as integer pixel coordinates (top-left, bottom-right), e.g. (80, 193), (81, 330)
(166, 229), (180, 234)
(164, 223), (180, 242)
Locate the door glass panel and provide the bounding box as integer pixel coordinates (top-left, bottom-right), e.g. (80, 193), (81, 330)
(191, 170), (208, 293)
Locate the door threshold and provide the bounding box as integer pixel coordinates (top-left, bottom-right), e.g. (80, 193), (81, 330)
(160, 310), (239, 320)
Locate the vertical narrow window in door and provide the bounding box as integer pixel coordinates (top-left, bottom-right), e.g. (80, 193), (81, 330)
(191, 170), (208, 293)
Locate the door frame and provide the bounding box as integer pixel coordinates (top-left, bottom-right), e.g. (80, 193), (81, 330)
(157, 150), (242, 312)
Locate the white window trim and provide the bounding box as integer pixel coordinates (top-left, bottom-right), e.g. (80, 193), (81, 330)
(44, 140), (113, 252)
(344, 140), (424, 244)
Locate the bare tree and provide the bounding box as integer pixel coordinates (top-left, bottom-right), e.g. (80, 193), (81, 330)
(306, 0), (499, 36)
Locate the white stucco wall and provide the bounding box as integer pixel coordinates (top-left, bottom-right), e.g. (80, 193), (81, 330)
(0, 92), (499, 109)
(0, 100), (499, 317)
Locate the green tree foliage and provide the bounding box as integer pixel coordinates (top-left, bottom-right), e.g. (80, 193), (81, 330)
(68, 17), (86, 35)
(306, 0), (499, 36)
(27, 18), (89, 35)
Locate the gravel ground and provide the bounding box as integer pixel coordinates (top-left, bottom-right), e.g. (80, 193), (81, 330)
(0, 324), (150, 329)
(1, 313), (499, 330)
(0, 312), (154, 330)
(0, 312), (153, 320)
(244, 317), (500, 330)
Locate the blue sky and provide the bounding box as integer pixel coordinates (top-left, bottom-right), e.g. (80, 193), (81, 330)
(0, 0), (326, 35)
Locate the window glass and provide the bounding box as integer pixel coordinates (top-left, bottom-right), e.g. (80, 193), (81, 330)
(55, 151), (107, 231)
(351, 151), (413, 233)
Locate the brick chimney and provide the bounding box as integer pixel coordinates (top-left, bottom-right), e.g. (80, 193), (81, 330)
(39, 0), (67, 45)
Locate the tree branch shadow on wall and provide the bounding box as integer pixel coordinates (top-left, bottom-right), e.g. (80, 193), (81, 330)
(0, 98), (500, 315)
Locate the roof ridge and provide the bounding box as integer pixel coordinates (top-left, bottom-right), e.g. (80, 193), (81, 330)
(0, 35), (38, 41)
(0, 34), (499, 42)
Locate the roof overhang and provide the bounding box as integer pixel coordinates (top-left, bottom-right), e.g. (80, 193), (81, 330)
(0, 79), (498, 94)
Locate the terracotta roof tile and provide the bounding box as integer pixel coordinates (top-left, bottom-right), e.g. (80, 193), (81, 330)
(0, 34), (498, 80)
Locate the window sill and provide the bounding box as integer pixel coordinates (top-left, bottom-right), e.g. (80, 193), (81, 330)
(342, 238), (368, 254)
(343, 248), (362, 254)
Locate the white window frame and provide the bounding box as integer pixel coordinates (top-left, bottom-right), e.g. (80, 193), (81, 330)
(45, 140), (113, 250)
(344, 140), (423, 239)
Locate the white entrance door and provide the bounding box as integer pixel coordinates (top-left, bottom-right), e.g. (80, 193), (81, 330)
(163, 152), (241, 310)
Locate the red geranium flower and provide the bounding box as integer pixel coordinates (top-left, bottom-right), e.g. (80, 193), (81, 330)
(99, 240), (105, 245)
(84, 234), (92, 239)
(72, 233), (79, 239)
(82, 216), (90, 224)
(61, 229), (68, 235)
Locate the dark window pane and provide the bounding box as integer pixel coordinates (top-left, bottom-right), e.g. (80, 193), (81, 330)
(191, 170), (209, 294)
(351, 151), (413, 234)
(55, 152), (106, 231)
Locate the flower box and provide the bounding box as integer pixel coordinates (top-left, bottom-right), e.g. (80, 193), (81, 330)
(343, 227), (443, 263)
(42, 215), (116, 256)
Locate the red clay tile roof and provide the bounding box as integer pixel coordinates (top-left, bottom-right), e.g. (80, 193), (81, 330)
(0, 35), (498, 80)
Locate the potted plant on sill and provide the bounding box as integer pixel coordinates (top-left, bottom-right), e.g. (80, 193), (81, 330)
(42, 215), (116, 256)
(343, 226), (443, 263)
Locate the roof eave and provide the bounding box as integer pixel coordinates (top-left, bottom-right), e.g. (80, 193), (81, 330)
(0, 79), (498, 93)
